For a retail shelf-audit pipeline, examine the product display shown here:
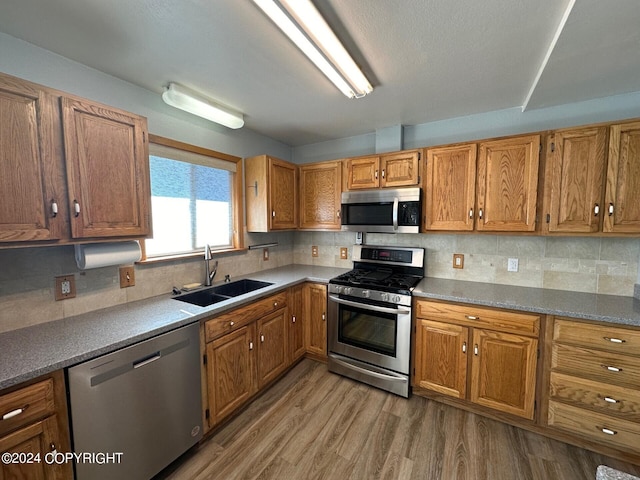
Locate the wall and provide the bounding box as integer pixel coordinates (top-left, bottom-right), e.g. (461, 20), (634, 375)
(294, 232), (640, 298)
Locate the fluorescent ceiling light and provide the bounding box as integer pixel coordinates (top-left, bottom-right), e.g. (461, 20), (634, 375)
(162, 83), (244, 129)
(253, 0), (373, 99)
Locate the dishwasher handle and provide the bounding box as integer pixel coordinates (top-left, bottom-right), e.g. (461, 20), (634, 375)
(133, 352), (162, 369)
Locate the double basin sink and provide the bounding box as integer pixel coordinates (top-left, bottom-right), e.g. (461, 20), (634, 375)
(173, 279), (273, 307)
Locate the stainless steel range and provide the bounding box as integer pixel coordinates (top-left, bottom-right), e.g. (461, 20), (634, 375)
(327, 245), (425, 397)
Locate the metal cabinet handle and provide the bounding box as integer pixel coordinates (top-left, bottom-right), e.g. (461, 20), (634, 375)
(375, 170), (379, 180)
(474, 344), (479, 356)
(51, 201), (58, 217)
(2, 405), (29, 421)
(272, 210), (276, 218)
(292, 315), (296, 323)
(469, 208), (474, 219)
(594, 204), (600, 216)
(274, 302), (278, 307)
(465, 315), (479, 321)
(322, 313), (326, 321)
(73, 200), (81, 217)
(601, 427), (617, 436)
(603, 337), (625, 344)
(608, 203), (614, 216)
(602, 365), (622, 372)
(336, 210), (340, 219)
(260, 334), (265, 343)
(462, 342), (467, 354)
(230, 321), (234, 326)
(249, 341), (254, 350)
(478, 208), (483, 219)
(381, 169), (386, 179)
(603, 396), (619, 404)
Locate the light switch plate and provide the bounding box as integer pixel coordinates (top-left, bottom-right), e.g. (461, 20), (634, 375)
(312, 245), (319, 257)
(340, 247), (348, 260)
(453, 253), (464, 269)
(508, 258), (519, 272)
(119, 266), (135, 288)
(263, 248), (269, 261)
(55, 275), (76, 300)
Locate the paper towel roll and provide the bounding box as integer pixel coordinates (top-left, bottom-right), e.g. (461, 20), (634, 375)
(75, 241), (142, 270)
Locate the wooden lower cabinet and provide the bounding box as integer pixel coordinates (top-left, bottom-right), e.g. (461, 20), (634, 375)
(547, 317), (640, 460)
(256, 309), (289, 388)
(413, 300), (540, 420)
(288, 284), (306, 362)
(0, 371), (72, 480)
(305, 283), (327, 359)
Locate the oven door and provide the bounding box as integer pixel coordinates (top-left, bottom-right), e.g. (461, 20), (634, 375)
(327, 294), (411, 374)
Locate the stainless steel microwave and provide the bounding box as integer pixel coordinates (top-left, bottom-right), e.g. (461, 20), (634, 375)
(340, 187), (422, 233)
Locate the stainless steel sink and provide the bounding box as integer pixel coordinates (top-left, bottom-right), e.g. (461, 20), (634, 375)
(173, 279), (273, 307)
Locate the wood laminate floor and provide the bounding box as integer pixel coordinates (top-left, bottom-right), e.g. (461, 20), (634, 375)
(158, 359), (640, 480)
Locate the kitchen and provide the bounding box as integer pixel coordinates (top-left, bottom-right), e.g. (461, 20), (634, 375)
(1, 1), (640, 479)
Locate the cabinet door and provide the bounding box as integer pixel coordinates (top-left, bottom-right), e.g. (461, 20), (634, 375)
(269, 157), (298, 230)
(477, 135), (540, 232)
(546, 127), (607, 233)
(603, 121), (640, 233)
(0, 75), (66, 242)
(414, 319), (468, 398)
(380, 150), (420, 187)
(470, 329), (538, 419)
(61, 97), (151, 238)
(257, 309), (289, 388)
(346, 156), (380, 189)
(0, 416), (64, 480)
(299, 161), (342, 230)
(305, 283), (327, 358)
(288, 284), (306, 362)
(425, 144), (477, 231)
(206, 325), (255, 427)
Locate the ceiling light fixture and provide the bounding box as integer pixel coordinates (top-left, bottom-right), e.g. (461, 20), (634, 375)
(162, 82), (244, 129)
(252, 0), (373, 99)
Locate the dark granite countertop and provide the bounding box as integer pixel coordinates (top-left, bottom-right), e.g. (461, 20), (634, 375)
(0, 265), (347, 390)
(414, 277), (640, 326)
(2, 267), (640, 391)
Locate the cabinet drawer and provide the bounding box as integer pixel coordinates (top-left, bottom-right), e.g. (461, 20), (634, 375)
(550, 372), (640, 422)
(0, 379), (55, 436)
(415, 300), (539, 336)
(548, 400), (640, 452)
(554, 318), (640, 356)
(552, 343), (640, 387)
(205, 292), (287, 343)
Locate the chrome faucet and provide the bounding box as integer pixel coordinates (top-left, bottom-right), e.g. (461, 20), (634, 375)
(204, 244), (218, 286)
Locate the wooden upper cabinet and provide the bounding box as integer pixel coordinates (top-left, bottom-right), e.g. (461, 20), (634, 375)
(545, 127), (608, 233)
(346, 155), (380, 189)
(476, 135), (540, 232)
(424, 144), (477, 231)
(245, 154), (298, 232)
(0, 74), (66, 242)
(299, 161), (342, 230)
(345, 150), (421, 190)
(603, 121), (640, 233)
(380, 150), (420, 187)
(62, 97), (151, 238)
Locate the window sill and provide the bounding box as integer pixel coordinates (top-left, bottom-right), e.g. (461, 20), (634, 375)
(137, 246), (247, 265)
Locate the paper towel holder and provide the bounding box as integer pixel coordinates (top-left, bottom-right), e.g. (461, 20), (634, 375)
(74, 241), (142, 270)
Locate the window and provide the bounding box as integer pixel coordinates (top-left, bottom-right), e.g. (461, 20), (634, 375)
(144, 135), (243, 259)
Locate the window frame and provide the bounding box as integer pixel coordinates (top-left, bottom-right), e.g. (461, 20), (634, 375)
(140, 134), (244, 263)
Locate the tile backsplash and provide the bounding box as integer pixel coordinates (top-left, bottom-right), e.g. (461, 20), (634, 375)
(0, 232), (638, 333)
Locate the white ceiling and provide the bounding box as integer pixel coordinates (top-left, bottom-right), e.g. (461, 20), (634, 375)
(1, 0), (639, 146)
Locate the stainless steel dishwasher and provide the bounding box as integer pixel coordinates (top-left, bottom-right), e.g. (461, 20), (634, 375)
(67, 322), (202, 480)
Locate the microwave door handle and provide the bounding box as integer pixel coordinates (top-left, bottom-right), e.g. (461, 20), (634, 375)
(329, 295), (410, 315)
(393, 197), (399, 231)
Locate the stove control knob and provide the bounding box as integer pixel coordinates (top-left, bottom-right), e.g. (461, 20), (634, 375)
(381, 293), (389, 302)
(362, 290), (370, 298)
(344, 287), (353, 295)
(334, 285), (342, 294)
(393, 295), (402, 303)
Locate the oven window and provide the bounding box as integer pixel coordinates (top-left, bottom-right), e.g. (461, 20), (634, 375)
(338, 303), (397, 357)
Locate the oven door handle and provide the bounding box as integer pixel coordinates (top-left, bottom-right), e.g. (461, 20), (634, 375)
(392, 197), (399, 231)
(329, 295), (410, 315)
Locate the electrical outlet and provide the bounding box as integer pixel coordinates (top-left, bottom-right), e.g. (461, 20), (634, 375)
(453, 253), (464, 269)
(340, 247), (348, 260)
(508, 258), (519, 272)
(119, 266), (135, 288)
(263, 248), (269, 261)
(55, 275), (76, 301)
(311, 245), (319, 257)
